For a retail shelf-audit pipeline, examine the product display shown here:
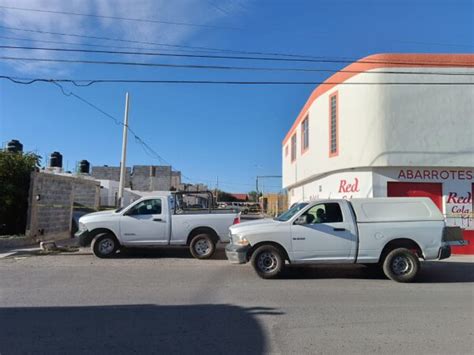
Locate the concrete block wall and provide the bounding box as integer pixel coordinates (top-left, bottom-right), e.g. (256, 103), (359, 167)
(91, 166), (131, 187)
(92, 165), (181, 192)
(73, 178), (100, 209)
(26, 172), (100, 241)
(131, 165), (181, 191)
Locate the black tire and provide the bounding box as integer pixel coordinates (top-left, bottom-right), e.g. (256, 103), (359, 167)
(190, 233), (216, 259)
(251, 245), (284, 279)
(382, 248), (420, 283)
(91, 233), (119, 258)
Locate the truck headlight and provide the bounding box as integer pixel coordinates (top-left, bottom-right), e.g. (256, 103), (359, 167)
(235, 236), (249, 246)
(78, 222), (87, 232)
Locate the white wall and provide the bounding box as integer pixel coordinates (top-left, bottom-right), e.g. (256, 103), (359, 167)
(283, 66), (474, 190)
(288, 169), (374, 205)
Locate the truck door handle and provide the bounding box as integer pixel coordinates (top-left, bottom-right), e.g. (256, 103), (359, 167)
(333, 228), (346, 232)
(153, 218), (164, 222)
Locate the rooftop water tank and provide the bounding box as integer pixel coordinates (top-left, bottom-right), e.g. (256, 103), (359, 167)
(49, 151), (63, 168)
(78, 160), (90, 174)
(6, 139), (23, 153)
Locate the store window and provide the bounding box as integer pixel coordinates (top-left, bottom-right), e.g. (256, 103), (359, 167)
(291, 134), (297, 162)
(301, 116), (309, 153)
(329, 92), (338, 157)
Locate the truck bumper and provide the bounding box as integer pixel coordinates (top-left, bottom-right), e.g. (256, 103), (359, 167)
(225, 244), (250, 264)
(74, 230), (92, 247)
(438, 245), (451, 260)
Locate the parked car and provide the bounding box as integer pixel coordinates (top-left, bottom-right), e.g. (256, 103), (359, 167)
(76, 191), (240, 259)
(225, 198), (465, 282)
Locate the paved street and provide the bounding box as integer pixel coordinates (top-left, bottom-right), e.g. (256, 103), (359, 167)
(1, 247), (473, 354)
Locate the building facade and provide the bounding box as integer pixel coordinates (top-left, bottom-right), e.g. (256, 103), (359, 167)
(91, 165), (181, 191)
(282, 54), (474, 254)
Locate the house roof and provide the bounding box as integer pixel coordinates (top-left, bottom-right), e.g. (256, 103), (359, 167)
(230, 193), (248, 201)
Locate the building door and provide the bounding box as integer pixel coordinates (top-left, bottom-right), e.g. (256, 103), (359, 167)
(387, 182), (443, 211)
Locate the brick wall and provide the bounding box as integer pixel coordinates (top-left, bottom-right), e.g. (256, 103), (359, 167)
(26, 172), (100, 241)
(91, 166), (131, 187)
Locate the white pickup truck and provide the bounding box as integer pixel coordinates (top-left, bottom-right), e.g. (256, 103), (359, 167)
(225, 198), (463, 282)
(76, 191), (240, 259)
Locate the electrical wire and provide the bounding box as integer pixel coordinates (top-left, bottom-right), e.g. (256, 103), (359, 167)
(1, 44), (473, 67)
(47, 80), (220, 186)
(1, 54), (473, 76)
(0, 35), (228, 55)
(3, 25), (472, 65)
(1, 76), (472, 87)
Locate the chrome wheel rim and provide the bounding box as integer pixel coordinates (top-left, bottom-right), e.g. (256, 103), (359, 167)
(195, 239), (211, 256)
(257, 252), (278, 273)
(391, 255), (413, 275)
(99, 238), (115, 255)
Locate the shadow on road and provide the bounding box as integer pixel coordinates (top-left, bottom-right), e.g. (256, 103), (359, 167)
(115, 246), (227, 260)
(282, 261), (474, 283)
(0, 304), (282, 354)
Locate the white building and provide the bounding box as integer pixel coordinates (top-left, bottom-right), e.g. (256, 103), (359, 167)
(282, 53), (474, 254)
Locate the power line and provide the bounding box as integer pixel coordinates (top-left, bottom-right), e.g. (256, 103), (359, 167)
(2, 76), (472, 87)
(1, 43), (473, 67)
(48, 80), (217, 186)
(49, 80), (178, 169)
(0, 25), (241, 54)
(2, 54), (473, 76)
(0, 24), (358, 60)
(0, 25), (472, 65)
(0, 4), (239, 30)
(0, 35), (225, 55)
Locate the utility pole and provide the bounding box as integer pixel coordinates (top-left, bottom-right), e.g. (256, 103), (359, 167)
(215, 176), (219, 205)
(118, 92), (130, 207)
(255, 176), (259, 203)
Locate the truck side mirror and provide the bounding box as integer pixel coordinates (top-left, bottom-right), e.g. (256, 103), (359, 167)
(294, 215), (307, 225)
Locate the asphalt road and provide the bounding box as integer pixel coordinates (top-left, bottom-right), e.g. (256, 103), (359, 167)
(1, 247), (473, 355)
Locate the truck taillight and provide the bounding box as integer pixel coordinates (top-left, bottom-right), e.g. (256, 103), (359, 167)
(233, 216), (240, 225)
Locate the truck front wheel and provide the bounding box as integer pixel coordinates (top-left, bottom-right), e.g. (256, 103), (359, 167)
(91, 233), (119, 258)
(251, 245), (284, 279)
(382, 248), (420, 283)
(190, 234), (216, 259)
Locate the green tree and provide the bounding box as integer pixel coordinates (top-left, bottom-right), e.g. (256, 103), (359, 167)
(0, 151), (40, 235)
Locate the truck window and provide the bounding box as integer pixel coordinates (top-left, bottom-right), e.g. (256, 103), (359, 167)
(128, 199), (162, 216)
(304, 203), (343, 223)
(275, 203), (308, 221)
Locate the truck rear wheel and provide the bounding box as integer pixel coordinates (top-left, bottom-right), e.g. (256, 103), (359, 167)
(251, 245), (284, 279)
(190, 234), (216, 259)
(382, 248), (420, 283)
(91, 233), (119, 258)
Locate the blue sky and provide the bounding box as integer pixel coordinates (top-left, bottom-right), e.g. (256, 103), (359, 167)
(0, 0), (473, 193)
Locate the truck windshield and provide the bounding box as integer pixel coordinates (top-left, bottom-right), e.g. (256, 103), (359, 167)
(275, 203), (308, 222)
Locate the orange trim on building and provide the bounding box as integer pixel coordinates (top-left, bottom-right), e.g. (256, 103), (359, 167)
(328, 91), (339, 157)
(282, 53), (474, 146)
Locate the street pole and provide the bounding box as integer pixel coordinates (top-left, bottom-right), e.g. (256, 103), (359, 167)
(215, 176), (219, 205)
(256, 176), (259, 203)
(118, 92), (130, 207)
